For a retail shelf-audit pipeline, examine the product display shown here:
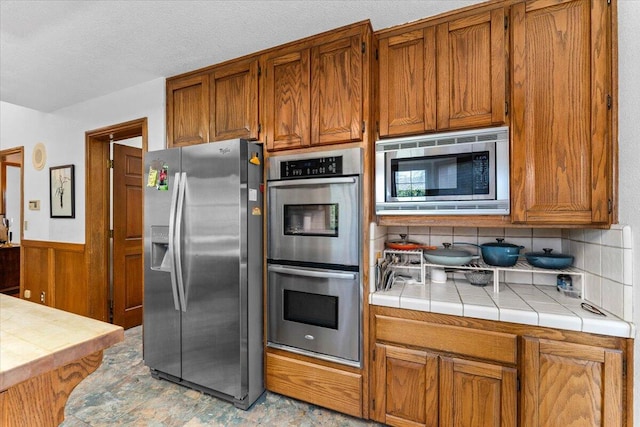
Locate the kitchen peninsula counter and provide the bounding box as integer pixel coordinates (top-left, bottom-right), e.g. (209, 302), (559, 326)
(370, 279), (635, 338)
(0, 294), (123, 426)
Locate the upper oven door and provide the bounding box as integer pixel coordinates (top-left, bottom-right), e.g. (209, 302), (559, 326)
(268, 176), (359, 267)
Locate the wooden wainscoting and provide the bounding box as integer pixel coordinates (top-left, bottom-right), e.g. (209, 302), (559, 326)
(20, 240), (101, 319)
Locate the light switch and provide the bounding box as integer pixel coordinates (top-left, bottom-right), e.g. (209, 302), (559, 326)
(28, 200), (40, 210)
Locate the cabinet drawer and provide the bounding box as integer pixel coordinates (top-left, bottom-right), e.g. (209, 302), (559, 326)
(375, 315), (517, 364)
(265, 353), (362, 417)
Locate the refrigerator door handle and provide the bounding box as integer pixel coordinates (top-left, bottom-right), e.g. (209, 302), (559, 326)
(167, 172), (182, 311)
(175, 172), (188, 312)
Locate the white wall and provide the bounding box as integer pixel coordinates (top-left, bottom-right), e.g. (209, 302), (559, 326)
(0, 77), (165, 243)
(617, 0), (640, 415)
(0, 102), (84, 242)
(54, 77), (165, 152)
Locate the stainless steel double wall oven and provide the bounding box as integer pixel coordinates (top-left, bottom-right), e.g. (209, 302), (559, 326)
(267, 147), (362, 367)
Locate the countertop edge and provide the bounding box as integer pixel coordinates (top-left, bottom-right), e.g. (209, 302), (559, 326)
(0, 327), (123, 391)
(369, 286), (635, 339)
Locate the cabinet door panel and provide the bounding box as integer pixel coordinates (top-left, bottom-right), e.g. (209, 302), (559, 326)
(210, 59), (259, 141)
(378, 28), (436, 137)
(522, 337), (622, 427)
(264, 50), (310, 151)
(440, 357), (517, 427)
(166, 74), (210, 147)
(511, 0), (611, 225)
(372, 344), (438, 427)
(437, 8), (506, 130)
(311, 34), (363, 145)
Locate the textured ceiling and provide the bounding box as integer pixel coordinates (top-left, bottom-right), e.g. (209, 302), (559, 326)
(1, 0), (480, 113)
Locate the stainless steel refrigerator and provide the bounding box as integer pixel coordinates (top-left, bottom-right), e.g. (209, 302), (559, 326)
(143, 139), (264, 410)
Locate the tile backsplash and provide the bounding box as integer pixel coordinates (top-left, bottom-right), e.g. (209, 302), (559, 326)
(371, 223), (634, 322)
(563, 225), (633, 321)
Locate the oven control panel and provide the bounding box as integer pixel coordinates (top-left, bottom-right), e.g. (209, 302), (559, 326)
(280, 156), (343, 179)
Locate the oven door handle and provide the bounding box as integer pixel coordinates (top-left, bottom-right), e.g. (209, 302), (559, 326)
(267, 177), (357, 188)
(268, 264), (357, 281)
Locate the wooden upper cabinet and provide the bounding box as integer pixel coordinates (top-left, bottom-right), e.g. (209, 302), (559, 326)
(210, 58), (260, 141)
(167, 57), (260, 148)
(378, 28), (437, 137)
(166, 74), (210, 147)
(263, 22), (369, 151)
(377, 7), (506, 138)
(521, 337), (623, 427)
(311, 34), (363, 146)
(510, 0), (613, 225)
(436, 8), (506, 130)
(263, 49), (311, 151)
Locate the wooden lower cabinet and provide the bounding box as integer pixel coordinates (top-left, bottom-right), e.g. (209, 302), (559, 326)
(440, 357), (517, 427)
(370, 307), (631, 427)
(521, 337), (623, 427)
(372, 344), (439, 426)
(265, 352), (363, 418)
(372, 343), (517, 427)
(0, 246), (20, 295)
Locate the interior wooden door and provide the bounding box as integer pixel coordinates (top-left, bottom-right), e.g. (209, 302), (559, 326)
(112, 144), (143, 329)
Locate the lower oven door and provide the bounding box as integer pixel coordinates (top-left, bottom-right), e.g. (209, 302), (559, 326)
(267, 264), (360, 366)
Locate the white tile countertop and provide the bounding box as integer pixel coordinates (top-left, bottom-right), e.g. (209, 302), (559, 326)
(370, 278), (635, 338)
(0, 294), (123, 391)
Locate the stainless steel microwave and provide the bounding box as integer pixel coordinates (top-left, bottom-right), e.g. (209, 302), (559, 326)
(375, 127), (510, 215)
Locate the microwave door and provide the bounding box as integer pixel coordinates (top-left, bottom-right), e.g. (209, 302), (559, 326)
(389, 155), (474, 202)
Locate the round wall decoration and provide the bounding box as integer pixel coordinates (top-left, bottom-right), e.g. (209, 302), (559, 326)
(32, 142), (47, 170)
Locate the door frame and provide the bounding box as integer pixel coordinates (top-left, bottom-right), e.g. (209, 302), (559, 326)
(85, 118), (147, 322)
(0, 147), (24, 242)
(0, 147), (24, 297)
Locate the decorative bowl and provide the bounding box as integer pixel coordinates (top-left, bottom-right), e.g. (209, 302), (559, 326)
(464, 270), (493, 286)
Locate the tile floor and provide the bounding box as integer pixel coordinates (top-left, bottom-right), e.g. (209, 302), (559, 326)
(62, 326), (383, 426)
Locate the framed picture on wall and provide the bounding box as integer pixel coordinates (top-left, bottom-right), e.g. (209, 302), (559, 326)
(50, 164), (75, 218)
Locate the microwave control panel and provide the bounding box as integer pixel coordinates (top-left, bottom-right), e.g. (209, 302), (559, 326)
(472, 152), (490, 193)
(280, 156), (343, 179)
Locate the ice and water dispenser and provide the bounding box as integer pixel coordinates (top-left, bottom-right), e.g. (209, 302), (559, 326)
(150, 225), (172, 271)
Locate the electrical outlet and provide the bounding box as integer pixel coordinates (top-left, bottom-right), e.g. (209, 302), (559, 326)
(40, 291), (46, 304)
(24, 220), (28, 231)
(24, 289), (31, 299)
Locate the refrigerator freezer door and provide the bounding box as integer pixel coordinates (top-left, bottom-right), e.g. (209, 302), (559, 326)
(143, 147), (182, 379)
(179, 140), (245, 399)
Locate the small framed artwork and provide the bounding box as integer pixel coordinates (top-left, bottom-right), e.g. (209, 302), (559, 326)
(50, 164), (75, 218)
